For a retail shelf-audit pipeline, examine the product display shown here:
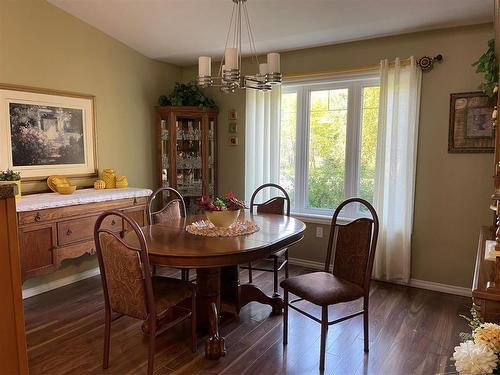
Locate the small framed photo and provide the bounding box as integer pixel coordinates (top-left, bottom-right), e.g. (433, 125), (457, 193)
(228, 109), (237, 121)
(449, 92), (495, 153)
(228, 122), (238, 133)
(228, 136), (238, 146)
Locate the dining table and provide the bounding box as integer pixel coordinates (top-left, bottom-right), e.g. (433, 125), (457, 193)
(126, 211), (306, 360)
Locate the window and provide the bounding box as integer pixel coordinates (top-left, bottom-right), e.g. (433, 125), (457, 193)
(279, 74), (380, 217)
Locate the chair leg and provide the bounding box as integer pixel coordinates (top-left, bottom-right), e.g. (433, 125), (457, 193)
(284, 250), (289, 279)
(191, 293), (197, 352)
(283, 290), (288, 345)
(248, 262), (253, 283)
(273, 256), (279, 296)
(181, 269), (189, 281)
(147, 320), (156, 375)
(363, 297), (369, 353)
(319, 305), (328, 371)
(103, 307), (111, 369)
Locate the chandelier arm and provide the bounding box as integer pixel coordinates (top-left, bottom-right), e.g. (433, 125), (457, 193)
(219, 1), (237, 78)
(238, 0), (243, 69)
(243, 1), (259, 68)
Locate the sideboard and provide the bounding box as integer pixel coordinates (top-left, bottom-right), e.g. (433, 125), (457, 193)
(16, 188), (152, 282)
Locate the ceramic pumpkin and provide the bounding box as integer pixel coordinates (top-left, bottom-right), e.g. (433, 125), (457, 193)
(94, 180), (106, 189)
(102, 169), (116, 189)
(115, 175), (128, 189)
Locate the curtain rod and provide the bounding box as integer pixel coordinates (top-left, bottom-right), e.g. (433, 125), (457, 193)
(283, 55), (442, 80)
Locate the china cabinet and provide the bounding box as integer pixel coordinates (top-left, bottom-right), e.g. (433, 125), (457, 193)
(155, 106), (218, 214)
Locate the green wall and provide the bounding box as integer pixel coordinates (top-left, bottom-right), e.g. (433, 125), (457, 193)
(3, 1), (492, 291)
(182, 23), (494, 288)
(0, 0), (181, 289)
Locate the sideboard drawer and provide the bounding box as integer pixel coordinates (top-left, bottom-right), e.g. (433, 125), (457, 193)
(57, 215), (122, 246)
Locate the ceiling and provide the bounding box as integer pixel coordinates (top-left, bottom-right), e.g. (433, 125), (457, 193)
(48, 0), (493, 66)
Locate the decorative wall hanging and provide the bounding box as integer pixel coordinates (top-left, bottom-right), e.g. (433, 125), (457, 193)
(449, 92), (495, 153)
(417, 54), (443, 72)
(0, 84), (97, 180)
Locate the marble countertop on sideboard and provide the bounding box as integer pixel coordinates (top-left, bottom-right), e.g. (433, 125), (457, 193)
(15, 187), (152, 212)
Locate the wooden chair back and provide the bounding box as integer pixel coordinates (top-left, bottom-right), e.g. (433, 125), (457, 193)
(147, 187), (186, 225)
(94, 210), (156, 321)
(250, 183), (291, 216)
(324, 198), (379, 293)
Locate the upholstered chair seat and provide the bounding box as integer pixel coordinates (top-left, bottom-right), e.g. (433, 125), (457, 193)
(280, 272), (364, 306)
(280, 198), (379, 371)
(152, 276), (196, 312)
(146, 187), (190, 281)
(94, 210), (196, 375)
(243, 183), (291, 296)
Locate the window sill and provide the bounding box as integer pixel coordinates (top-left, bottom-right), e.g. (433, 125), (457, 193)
(290, 212), (351, 225)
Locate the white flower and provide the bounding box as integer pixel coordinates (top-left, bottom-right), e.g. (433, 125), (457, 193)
(453, 340), (498, 375)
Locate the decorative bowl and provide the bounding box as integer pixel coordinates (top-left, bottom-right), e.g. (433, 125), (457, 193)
(47, 175), (71, 192)
(56, 185), (76, 195)
(205, 209), (241, 228)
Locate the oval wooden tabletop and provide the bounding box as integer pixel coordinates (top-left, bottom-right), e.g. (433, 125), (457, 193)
(125, 211), (306, 268)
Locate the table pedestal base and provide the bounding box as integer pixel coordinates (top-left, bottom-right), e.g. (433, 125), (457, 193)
(205, 302), (226, 360)
(197, 265), (284, 359)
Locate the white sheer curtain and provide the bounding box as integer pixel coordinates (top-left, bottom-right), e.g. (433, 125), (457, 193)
(373, 57), (422, 283)
(245, 86), (281, 203)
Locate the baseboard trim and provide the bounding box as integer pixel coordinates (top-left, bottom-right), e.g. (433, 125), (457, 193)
(288, 257), (471, 298)
(22, 258), (472, 299)
(22, 267), (100, 299)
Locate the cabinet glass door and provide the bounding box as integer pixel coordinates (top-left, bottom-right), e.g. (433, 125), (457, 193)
(208, 117), (216, 196)
(160, 118), (169, 187)
(175, 116), (202, 214)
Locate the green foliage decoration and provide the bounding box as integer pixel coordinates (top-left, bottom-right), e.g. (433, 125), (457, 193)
(0, 169), (21, 181)
(158, 81), (217, 110)
(472, 39), (499, 97)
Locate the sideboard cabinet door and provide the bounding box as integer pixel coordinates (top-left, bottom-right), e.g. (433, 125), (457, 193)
(19, 224), (57, 280)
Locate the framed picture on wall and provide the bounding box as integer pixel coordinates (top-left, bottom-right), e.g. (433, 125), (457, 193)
(448, 92), (495, 153)
(0, 84), (97, 180)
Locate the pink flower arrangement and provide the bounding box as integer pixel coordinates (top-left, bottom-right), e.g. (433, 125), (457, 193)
(198, 192), (247, 212)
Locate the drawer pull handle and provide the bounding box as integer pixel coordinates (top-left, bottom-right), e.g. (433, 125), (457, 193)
(111, 219), (116, 226)
(34, 212), (41, 222)
(66, 229), (73, 236)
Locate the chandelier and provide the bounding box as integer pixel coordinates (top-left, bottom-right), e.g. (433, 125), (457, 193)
(197, 0), (281, 93)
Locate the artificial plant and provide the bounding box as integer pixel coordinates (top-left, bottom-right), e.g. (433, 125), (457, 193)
(158, 81), (217, 109)
(472, 38), (499, 97)
(0, 169), (21, 181)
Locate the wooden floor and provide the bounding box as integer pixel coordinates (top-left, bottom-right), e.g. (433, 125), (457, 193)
(24, 263), (470, 375)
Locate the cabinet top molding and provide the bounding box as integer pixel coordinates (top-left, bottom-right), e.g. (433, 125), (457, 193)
(16, 187), (152, 212)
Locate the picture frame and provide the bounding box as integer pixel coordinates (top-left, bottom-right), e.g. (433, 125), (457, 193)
(0, 84), (98, 180)
(228, 122), (238, 133)
(448, 91), (495, 153)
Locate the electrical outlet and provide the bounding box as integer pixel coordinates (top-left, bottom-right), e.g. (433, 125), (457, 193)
(316, 226), (323, 238)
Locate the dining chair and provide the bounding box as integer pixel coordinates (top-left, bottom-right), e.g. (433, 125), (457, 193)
(280, 198), (379, 371)
(94, 210), (197, 375)
(146, 187), (190, 281)
(241, 183), (291, 297)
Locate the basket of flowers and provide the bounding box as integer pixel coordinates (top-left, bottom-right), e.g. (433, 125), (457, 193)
(198, 192), (247, 228)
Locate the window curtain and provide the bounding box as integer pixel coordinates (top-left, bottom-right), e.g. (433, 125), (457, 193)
(373, 57), (422, 283)
(245, 86), (281, 203)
